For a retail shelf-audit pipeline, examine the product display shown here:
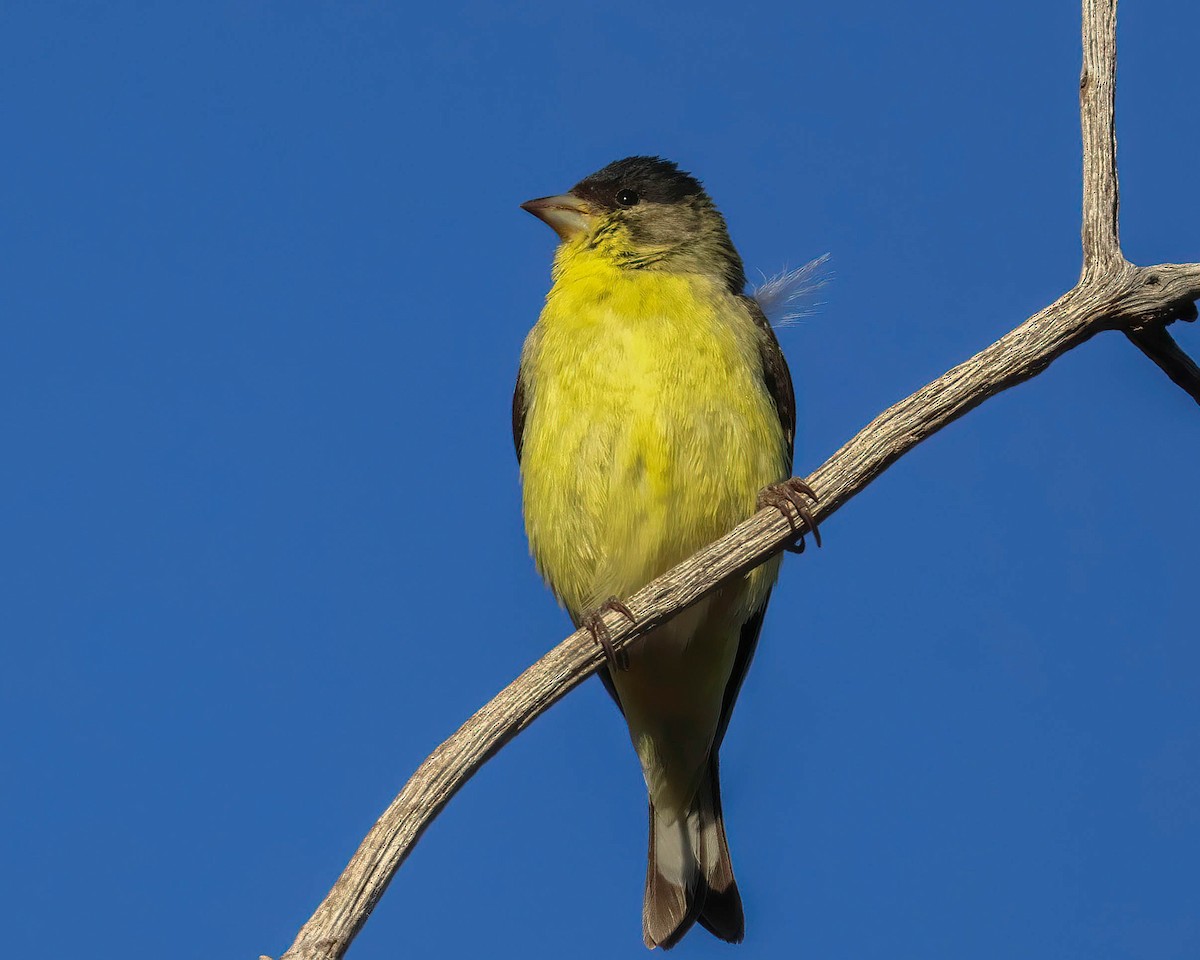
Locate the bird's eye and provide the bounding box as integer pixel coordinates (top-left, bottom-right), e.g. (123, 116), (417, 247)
(615, 188), (639, 207)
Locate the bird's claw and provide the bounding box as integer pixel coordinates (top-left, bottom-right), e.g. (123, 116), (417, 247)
(757, 477), (822, 553)
(581, 596), (637, 672)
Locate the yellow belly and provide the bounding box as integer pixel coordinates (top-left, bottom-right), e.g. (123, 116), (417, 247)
(519, 259), (788, 622)
(519, 256), (790, 812)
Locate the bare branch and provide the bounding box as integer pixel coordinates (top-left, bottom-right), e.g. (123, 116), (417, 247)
(1080, 0), (1122, 271)
(273, 2), (1200, 958)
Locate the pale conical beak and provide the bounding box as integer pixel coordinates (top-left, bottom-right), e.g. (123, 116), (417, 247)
(521, 193), (595, 240)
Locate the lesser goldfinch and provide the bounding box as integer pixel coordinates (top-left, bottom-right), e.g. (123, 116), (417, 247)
(513, 157), (816, 949)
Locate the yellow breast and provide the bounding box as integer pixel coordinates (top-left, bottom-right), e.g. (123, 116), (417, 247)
(518, 249), (788, 619)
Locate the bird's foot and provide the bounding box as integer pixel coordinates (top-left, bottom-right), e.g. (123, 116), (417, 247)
(757, 477), (822, 554)
(580, 597), (637, 672)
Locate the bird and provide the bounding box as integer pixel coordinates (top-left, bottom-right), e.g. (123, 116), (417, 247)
(512, 156), (818, 949)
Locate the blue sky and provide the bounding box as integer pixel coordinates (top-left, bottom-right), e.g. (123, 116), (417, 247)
(2, 1), (1198, 957)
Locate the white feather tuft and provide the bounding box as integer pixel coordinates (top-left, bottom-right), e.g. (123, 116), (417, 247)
(750, 254), (832, 328)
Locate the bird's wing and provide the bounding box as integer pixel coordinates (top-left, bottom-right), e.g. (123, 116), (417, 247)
(709, 297), (798, 748)
(512, 367), (527, 463)
(741, 294), (796, 466)
(713, 600), (768, 751)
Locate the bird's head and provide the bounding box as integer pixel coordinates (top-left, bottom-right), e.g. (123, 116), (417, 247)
(522, 156), (746, 293)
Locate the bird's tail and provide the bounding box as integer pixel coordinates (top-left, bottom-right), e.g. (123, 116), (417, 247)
(642, 756), (744, 950)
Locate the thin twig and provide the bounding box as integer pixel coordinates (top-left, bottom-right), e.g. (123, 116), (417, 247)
(1126, 323), (1200, 405)
(274, 2), (1200, 957)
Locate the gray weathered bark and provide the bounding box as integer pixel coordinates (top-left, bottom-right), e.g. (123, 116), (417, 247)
(272, 2), (1199, 957)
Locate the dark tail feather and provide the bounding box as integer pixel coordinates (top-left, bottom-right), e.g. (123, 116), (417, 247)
(695, 755), (744, 944)
(642, 756), (744, 949)
(642, 800), (702, 949)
